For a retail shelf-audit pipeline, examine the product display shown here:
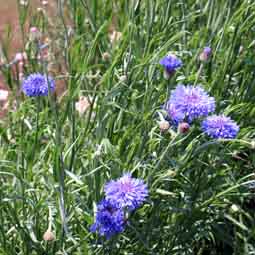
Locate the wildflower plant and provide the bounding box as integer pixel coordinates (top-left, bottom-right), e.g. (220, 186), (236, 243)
(0, 1), (254, 255)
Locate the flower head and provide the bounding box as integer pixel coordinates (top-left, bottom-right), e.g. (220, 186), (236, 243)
(22, 73), (55, 97)
(90, 199), (126, 239)
(199, 47), (212, 61)
(104, 173), (148, 211)
(167, 84), (215, 123)
(159, 54), (182, 76)
(201, 115), (239, 139)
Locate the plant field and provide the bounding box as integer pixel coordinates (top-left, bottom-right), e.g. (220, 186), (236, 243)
(0, 1), (255, 254)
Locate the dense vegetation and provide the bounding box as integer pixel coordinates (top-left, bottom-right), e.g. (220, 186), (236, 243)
(0, 0), (255, 254)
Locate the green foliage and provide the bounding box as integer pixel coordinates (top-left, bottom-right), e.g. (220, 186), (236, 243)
(0, 0), (255, 254)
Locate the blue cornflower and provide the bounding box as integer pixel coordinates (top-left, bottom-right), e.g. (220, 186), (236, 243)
(104, 173), (148, 211)
(22, 73), (55, 97)
(159, 54), (182, 78)
(90, 199), (126, 239)
(166, 84), (215, 123)
(201, 115), (239, 139)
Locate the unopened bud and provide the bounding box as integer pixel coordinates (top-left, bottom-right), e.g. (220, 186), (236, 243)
(102, 52), (111, 62)
(230, 204), (239, 213)
(30, 27), (41, 41)
(43, 229), (55, 241)
(0, 90), (9, 101)
(199, 47), (212, 62)
(119, 75), (127, 82)
(75, 96), (90, 115)
(15, 53), (24, 62)
(178, 122), (190, 134)
(42, 0), (48, 6)
(159, 120), (170, 132)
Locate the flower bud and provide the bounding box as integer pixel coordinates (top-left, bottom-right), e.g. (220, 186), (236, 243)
(0, 90), (8, 101)
(15, 53), (24, 62)
(159, 120), (170, 132)
(30, 27), (41, 41)
(119, 75), (127, 82)
(102, 52), (111, 62)
(43, 229), (55, 241)
(42, 0), (48, 6)
(230, 204), (239, 213)
(199, 47), (212, 62)
(178, 122), (190, 134)
(75, 96), (91, 115)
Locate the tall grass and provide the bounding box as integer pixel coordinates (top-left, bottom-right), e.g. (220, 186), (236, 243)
(0, 0), (255, 254)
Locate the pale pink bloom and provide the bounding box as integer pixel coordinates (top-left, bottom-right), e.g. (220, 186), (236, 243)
(0, 90), (8, 101)
(30, 27), (41, 40)
(42, 0), (48, 6)
(75, 96), (91, 115)
(109, 31), (122, 44)
(15, 53), (24, 62)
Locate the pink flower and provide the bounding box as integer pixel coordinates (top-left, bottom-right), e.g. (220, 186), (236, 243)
(42, 0), (48, 6)
(30, 27), (41, 40)
(75, 96), (91, 115)
(0, 90), (9, 101)
(15, 53), (24, 62)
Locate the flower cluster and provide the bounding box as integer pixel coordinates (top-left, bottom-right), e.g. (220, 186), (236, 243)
(90, 173), (148, 239)
(22, 73), (55, 97)
(159, 48), (239, 139)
